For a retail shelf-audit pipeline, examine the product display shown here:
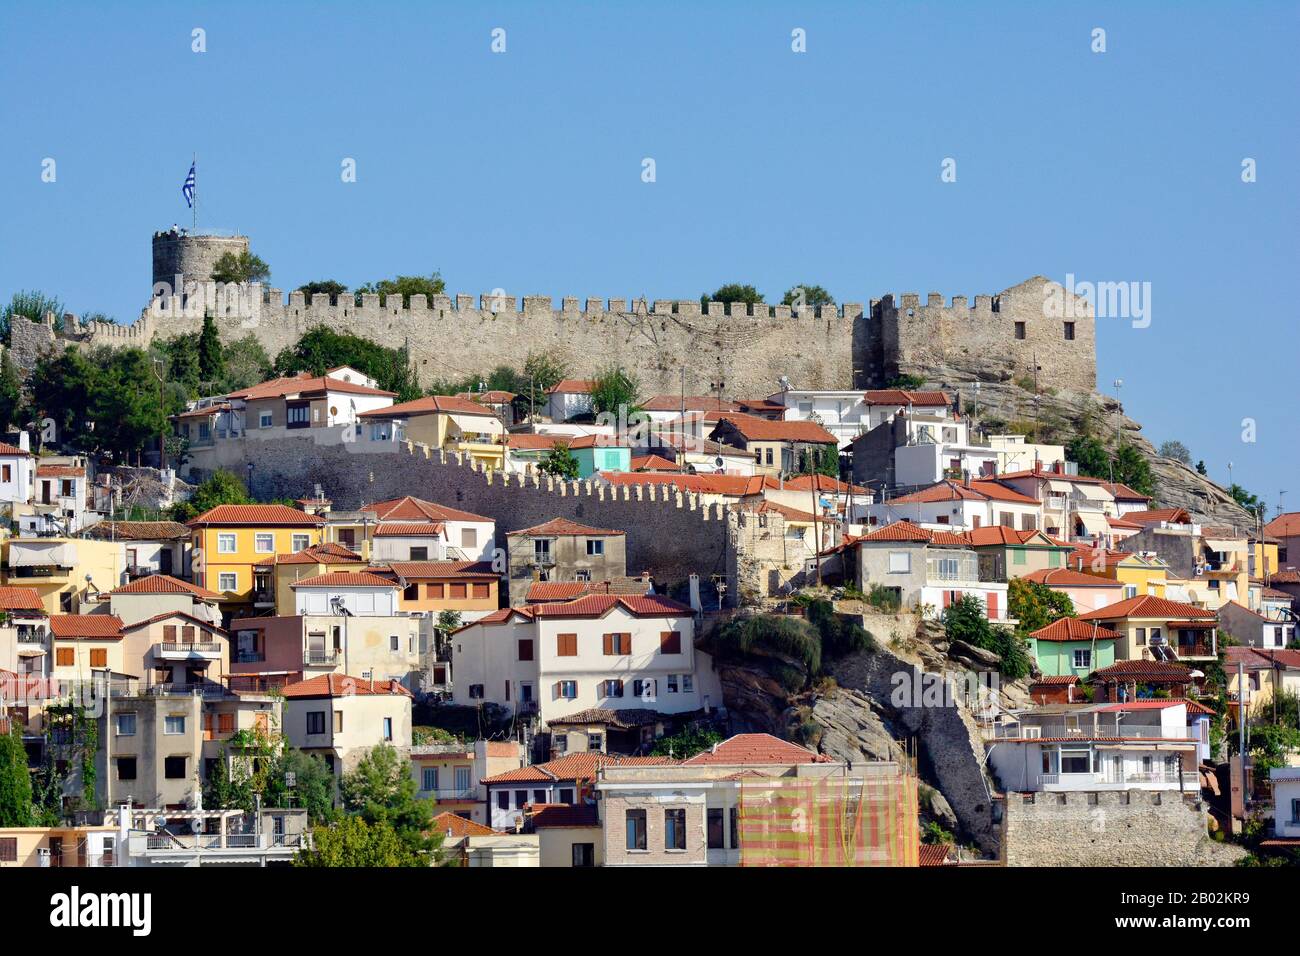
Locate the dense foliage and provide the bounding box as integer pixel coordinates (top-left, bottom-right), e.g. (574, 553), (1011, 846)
(354, 272), (445, 307)
(942, 594), (1032, 679)
(1065, 435), (1155, 497)
(781, 284), (834, 307)
(166, 469), (254, 521)
(702, 283), (763, 306)
(1007, 578), (1075, 636)
(650, 727), (724, 759)
(538, 442), (580, 479)
(589, 365), (640, 417)
(211, 250), (271, 285)
(273, 326), (420, 401)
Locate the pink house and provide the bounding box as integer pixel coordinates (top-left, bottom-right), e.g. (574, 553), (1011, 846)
(1020, 567), (1125, 614)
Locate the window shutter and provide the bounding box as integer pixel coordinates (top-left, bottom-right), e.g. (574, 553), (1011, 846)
(986, 592), (998, 618)
(553, 681), (561, 699)
(942, 590), (952, 609)
(621, 634), (631, 654)
(164, 625), (177, 641)
(603, 633), (613, 655)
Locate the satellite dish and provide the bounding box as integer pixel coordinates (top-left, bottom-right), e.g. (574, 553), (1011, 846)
(190, 817), (204, 833)
(715, 457), (724, 468)
(154, 816), (168, 829)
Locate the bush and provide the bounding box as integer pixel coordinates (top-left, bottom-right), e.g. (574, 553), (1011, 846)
(942, 594), (1032, 679)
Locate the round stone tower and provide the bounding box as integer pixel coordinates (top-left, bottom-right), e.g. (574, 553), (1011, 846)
(152, 229), (250, 290)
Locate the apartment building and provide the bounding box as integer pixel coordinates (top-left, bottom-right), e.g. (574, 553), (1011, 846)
(506, 518), (628, 606)
(280, 673), (412, 774)
(83, 520), (191, 582)
(1076, 594), (1219, 664)
(358, 395), (506, 470)
(865, 479), (1042, 533)
(187, 504), (325, 615)
(2, 536), (126, 614)
(410, 739), (524, 826)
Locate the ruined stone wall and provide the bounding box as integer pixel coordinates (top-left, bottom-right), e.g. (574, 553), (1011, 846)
(1003, 790), (1244, 866)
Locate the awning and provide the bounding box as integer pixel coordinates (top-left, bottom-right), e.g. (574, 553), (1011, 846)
(1076, 512), (1110, 536)
(1046, 480), (1076, 495)
(1204, 538), (1241, 552)
(446, 413), (499, 435)
(1074, 484), (1112, 501)
(16, 647), (46, 657)
(8, 542), (77, 567)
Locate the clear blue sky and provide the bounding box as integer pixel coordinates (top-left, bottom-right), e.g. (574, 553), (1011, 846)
(1, 1), (1296, 508)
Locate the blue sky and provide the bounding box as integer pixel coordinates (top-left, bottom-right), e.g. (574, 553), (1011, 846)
(1, 1), (1296, 507)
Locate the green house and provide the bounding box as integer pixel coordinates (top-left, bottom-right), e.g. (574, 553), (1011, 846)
(1027, 617), (1121, 678)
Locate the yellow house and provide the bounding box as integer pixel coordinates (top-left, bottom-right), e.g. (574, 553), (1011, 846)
(253, 542), (368, 614)
(1068, 547), (1169, 599)
(49, 614), (126, 683)
(1076, 594), (1219, 663)
(187, 504), (325, 614)
(359, 396), (506, 470)
(0, 825), (119, 868)
(1253, 534), (1281, 579)
(2, 537), (127, 615)
(388, 561), (500, 618)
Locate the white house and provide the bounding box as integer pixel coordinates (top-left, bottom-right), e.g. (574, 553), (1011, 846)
(867, 479), (1043, 533)
(546, 380), (596, 422)
(891, 416), (1002, 486)
(1271, 767), (1300, 843)
(0, 435), (36, 505)
(361, 497), (496, 563)
(767, 389), (874, 449)
(985, 700), (1205, 793)
(451, 594), (722, 724)
(291, 571), (400, 616)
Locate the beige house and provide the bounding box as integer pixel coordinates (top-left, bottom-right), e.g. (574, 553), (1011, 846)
(49, 615), (125, 684)
(359, 395), (506, 470)
(0, 825), (119, 868)
(410, 739), (523, 826)
(281, 673), (413, 775)
(506, 517), (628, 606)
(709, 413), (839, 477)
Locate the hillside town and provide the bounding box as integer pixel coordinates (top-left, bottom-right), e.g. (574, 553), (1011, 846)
(0, 241), (1297, 870)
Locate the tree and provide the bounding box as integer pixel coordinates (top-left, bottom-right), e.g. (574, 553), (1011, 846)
(28, 346), (97, 449)
(1066, 435), (1155, 497)
(702, 283), (763, 307)
(298, 280), (349, 305)
(339, 743), (438, 862)
(1229, 484), (1266, 520)
(0, 726), (34, 827)
(198, 313), (224, 382)
(538, 442), (580, 480)
(1158, 440), (1191, 465)
(268, 748), (337, 824)
(355, 272), (445, 307)
(589, 365), (640, 417)
(166, 468), (253, 521)
(211, 250), (271, 285)
(942, 594), (1031, 679)
(797, 445), (838, 478)
(0, 350), (22, 430)
(296, 814), (426, 867)
(219, 334), (274, 392)
(781, 285), (834, 308)
(520, 350), (569, 418)
(1, 289), (63, 340)
(650, 727), (723, 759)
(1196, 460), (1208, 476)
(274, 326), (419, 401)
(1008, 578), (1075, 635)
(90, 348), (168, 461)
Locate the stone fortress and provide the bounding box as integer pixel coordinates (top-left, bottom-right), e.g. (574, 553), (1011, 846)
(7, 229), (1100, 399)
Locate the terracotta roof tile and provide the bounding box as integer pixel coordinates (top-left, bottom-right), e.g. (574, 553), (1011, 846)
(50, 614), (124, 640)
(857, 520), (969, 545)
(509, 517), (625, 537)
(1028, 617), (1123, 642)
(85, 521), (191, 541)
(1030, 675), (1080, 686)
(544, 379), (596, 395)
(682, 733), (832, 766)
(363, 497), (492, 523)
(0, 586), (45, 612)
(110, 574), (221, 599)
(1020, 567), (1124, 588)
(372, 522), (446, 537)
(288, 571), (399, 589)
(36, 465), (85, 478)
(1088, 660), (1195, 682)
(527, 593), (692, 618)
(226, 372), (395, 401)
(0, 441), (33, 457)
(359, 395), (498, 418)
(712, 413), (837, 445)
(386, 560), (497, 579)
(1264, 512), (1300, 537)
(918, 843), (953, 866)
(630, 454), (682, 472)
(187, 504), (324, 526)
(779, 474), (872, 495)
(432, 812), (496, 838)
(280, 673), (412, 698)
(1077, 595), (1217, 622)
(526, 803), (600, 828)
(862, 389), (950, 407)
(598, 472), (781, 497)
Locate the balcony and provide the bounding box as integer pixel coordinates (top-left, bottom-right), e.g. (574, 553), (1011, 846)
(1037, 772), (1197, 791)
(993, 723), (1195, 740)
(426, 787), (478, 802)
(157, 642), (223, 661)
(304, 649), (340, 666)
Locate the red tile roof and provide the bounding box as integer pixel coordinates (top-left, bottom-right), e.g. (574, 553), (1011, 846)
(50, 614), (124, 640)
(227, 372), (395, 401)
(483, 751), (673, 784)
(120, 611), (227, 635)
(743, 499), (828, 524)
(683, 733), (833, 765)
(1028, 617), (1123, 642)
(363, 497), (492, 523)
(288, 571), (399, 589)
(36, 464), (85, 478)
(508, 517), (625, 537)
(507, 433), (561, 450)
(455, 390), (516, 404)
(918, 843), (953, 866)
(598, 472), (782, 497)
(525, 579), (651, 602)
(1030, 675), (1080, 686)
(1088, 660), (1194, 682)
(1020, 567), (1124, 588)
(260, 542), (365, 566)
(280, 673), (412, 698)
(630, 454), (682, 472)
(187, 504), (324, 526)
(1264, 512), (1300, 537)
(0, 586), (46, 612)
(888, 479), (1040, 506)
(1102, 483), (1152, 502)
(359, 395), (498, 418)
(712, 413), (837, 445)
(857, 520), (969, 545)
(862, 389), (950, 407)
(110, 574), (220, 599)
(545, 379), (596, 395)
(1122, 507), (1192, 526)
(527, 593), (691, 618)
(779, 474), (872, 495)
(85, 520), (192, 541)
(1076, 595), (1217, 622)
(0, 441), (33, 457)
(431, 812), (496, 838)
(386, 560), (497, 580)
(1270, 570), (1300, 585)
(965, 527), (1048, 547)
(526, 803), (600, 828)
(372, 522), (446, 537)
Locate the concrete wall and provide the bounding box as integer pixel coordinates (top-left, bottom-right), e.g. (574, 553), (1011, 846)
(1003, 790), (1244, 866)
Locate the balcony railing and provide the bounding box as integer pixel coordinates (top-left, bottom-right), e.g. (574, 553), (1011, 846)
(159, 642), (222, 655)
(305, 650), (339, 665)
(994, 723), (1196, 740)
(425, 787), (478, 801)
(1037, 772), (1196, 789)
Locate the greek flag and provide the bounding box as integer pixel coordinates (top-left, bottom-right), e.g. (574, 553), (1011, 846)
(182, 162), (196, 207)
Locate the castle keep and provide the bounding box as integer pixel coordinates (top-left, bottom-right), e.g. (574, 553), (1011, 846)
(12, 230), (1099, 398)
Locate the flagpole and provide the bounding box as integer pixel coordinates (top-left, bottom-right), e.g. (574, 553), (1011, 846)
(192, 152), (197, 233)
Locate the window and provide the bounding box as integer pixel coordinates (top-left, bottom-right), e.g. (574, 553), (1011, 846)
(707, 808), (725, 849)
(556, 633), (577, 656)
(887, 552), (911, 574)
(218, 713), (234, 735)
(588, 733), (603, 751)
(468, 684), (485, 699)
(1063, 321), (1075, 341)
(56, 647), (74, 666)
(287, 404), (310, 427)
(427, 583), (445, 599)
(409, 546), (428, 561)
(575, 569), (591, 582)
(164, 715), (186, 735)
(383, 718), (393, 741)
(292, 534), (310, 552)
(1291, 799), (1300, 825)
(472, 583), (490, 599)
(764, 448), (774, 466)
(556, 681), (577, 700)
(572, 843), (595, 867)
(586, 539), (604, 556)
(449, 583), (467, 599)
(602, 633), (631, 655)
(115, 714), (136, 737)
(1125, 585), (1138, 599)
(460, 528), (477, 549)
(1135, 627), (1146, 646)
(625, 809), (647, 850)
(667, 674), (679, 693)
(660, 631), (682, 654)
(533, 789), (547, 804)
(0, 465), (8, 482)
(497, 791), (509, 810)
(306, 711), (326, 735)
(1060, 750), (1090, 775)
(164, 756), (187, 779)
(665, 808), (686, 850)
(217, 533), (237, 553)
(254, 533), (274, 553)
(682, 675), (694, 693)
(518, 639), (534, 661)
(559, 788), (574, 803)
(116, 757), (137, 781)
(1014, 321), (1026, 339)
(219, 572), (238, 592)
(514, 790), (529, 808)
(0, 838), (16, 862)
(90, 649), (107, 668)
(554, 733), (568, 753)
(633, 679), (657, 700)
(1073, 649), (1091, 670)
(730, 808), (739, 848)
(602, 679), (624, 698)
(390, 635), (400, 651)
(404, 583), (418, 601)
(455, 767), (470, 791)
(259, 411), (273, 428)
(1150, 627), (1162, 645)
(534, 539), (552, 562)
